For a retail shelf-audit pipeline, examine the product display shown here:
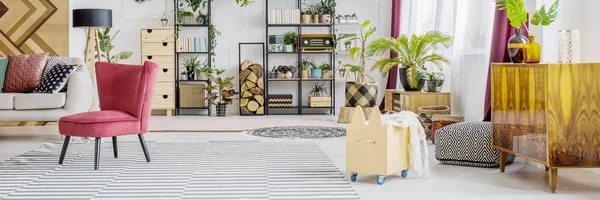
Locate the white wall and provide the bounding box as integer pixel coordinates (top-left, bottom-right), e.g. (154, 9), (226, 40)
(70, 0), (391, 113)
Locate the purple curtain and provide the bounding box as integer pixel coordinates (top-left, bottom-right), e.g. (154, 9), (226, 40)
(379, 0), (401, 111)
(482, 8), (528, 121)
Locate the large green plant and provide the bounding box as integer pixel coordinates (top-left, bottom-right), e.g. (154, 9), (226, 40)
(204, 68), (235, 104)
(495, 0), (559, 34)
(367, 31), (452, 88)
(336, 20), (376, 82)
(96, 28), (133, 63)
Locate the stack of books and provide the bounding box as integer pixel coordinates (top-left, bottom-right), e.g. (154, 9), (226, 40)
(267, 9), (301, 24)
(177, 37), (209, 52)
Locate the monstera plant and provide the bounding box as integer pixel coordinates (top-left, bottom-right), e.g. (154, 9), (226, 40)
(367, 31), (452, 91)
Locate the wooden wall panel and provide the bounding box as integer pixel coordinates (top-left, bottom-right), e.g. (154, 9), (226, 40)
(0, 0), (69, 57)
(547, 63), (600, 167)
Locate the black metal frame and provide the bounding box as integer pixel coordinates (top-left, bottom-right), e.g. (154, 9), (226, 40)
(238, 42), (266, 116)
(264, 0), (336, 115)
(174, 0), (212, 116)
(58, 134), (151, 170)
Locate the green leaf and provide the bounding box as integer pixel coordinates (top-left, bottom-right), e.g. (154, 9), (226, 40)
(336, 33), (357, 42)
(364, 27), (377, 40)
(349, 47), (360, 60)
(361, 20), (371, 28)
(531, 0), (559, 26)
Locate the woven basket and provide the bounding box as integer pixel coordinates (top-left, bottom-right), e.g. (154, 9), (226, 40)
(417, 105), (450, 140)
(431, 115), (465, 144)
(179, 84), (205, 108)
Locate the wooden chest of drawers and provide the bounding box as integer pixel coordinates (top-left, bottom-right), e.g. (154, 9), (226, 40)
(141, 28), (174, 116)
(383, 90), (450, 113)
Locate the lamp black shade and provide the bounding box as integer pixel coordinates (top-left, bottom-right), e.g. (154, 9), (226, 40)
(73, 9), (112, 28)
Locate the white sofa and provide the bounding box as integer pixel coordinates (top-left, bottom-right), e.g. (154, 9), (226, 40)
(0, 57), (93, 122)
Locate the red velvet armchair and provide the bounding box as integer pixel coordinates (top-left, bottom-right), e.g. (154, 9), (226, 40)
(58, 61), (158, 170)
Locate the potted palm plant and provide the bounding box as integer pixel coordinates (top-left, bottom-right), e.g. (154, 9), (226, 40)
(368, 31), (452, 91)
(336, 20), (378, 107)
(204, 68), (235, 117)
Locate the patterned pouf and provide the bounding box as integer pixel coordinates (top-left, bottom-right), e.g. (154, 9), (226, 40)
(434, 122), (515, 167)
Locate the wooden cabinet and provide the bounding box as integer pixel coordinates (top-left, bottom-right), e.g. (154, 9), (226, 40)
(491, 63), (600, 193)
(383, 90), (450, 113)
(141, 28), (174, 116)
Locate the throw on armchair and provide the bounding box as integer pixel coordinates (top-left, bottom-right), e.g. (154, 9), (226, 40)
(58, 61), (158, 170)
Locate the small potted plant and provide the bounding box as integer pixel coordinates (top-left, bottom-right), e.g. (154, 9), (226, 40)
(196, 12), (207, 25)
(310, 4), (321, 24)
(182, 55), (201, 80)
(307, 82), (331, 107)
(344, 14), (352, 23)
(283, 31), (297, 52)
(351, 13), (359, 23)
(319, 0), (335, 24)
(310, 62), (324, 78)
(194, 60), (210, 80)
(344, 40), (352, 51)
(268, 66), (279, 79)
(423, 72), (445, 93)
(337, 61), (347, 78)
(336, 15), (344, 23)
(321, 63), (332, 78)
(299, 58), (312, 79)
(302, 10), (312, 24)
(205, 68), (235, 117)
(180, 11), (195, 24)
(180, 72), (188, 80)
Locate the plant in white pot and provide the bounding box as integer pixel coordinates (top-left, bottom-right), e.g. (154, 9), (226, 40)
(318, 0), (335, 24)
(367, 31), (452, 91)
(336, 20), (379, 107)
(204, 68), (236, 117)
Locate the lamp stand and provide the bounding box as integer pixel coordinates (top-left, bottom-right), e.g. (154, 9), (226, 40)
(83, 27), (102, 111)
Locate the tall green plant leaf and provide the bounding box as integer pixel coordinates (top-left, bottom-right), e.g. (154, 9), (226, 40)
(349, 47), (360, 60)
(531, 0), (559, 26)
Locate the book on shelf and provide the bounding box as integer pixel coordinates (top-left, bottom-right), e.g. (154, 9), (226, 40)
(268, 9), (300, 24)
(177, 37), (209, 52)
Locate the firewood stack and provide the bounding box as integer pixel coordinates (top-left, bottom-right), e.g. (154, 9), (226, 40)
(239, 60), (264, 115)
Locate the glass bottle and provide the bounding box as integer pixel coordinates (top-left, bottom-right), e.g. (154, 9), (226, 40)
(524, 36), (541, 63)
(507, 28), (529, 63)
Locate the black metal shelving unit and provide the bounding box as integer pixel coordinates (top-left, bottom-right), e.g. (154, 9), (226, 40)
(174, 0), (212, 116)
(264, 0), (336, 115)
(238, 42), (266, 116)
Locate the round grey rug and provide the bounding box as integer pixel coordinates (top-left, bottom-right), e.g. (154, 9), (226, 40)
(247, 126), (346, 139)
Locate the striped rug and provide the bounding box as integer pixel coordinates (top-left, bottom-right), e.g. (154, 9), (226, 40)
(0, 141), (359, 200)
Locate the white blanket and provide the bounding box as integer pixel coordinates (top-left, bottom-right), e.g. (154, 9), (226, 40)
(381, 111), (431, 177)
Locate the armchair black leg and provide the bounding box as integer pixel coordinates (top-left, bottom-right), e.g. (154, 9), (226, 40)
(138, 134), (151, 162)
(94, 137), (101, 170)
(112, 136), (118, 158)
(58, 135), (71, 164)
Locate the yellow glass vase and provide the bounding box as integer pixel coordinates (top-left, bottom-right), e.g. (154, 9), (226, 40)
(524, 36), (541, 63)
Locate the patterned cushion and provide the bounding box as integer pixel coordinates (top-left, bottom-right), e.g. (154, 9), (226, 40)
(33, 64), (79, 93)
(2, 53), (49, 93)
(434, 122), (515, 167)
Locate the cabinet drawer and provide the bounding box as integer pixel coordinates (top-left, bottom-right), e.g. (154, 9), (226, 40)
(141, 55), (174, 68)
(157, 68), (174, 81)
(153, 94), (174, 109)
(155, 82), (174, 94)
(385, 91), (393, 101)
(384, 100), (393, 111)
(141, 29), (174, 43)
(141, 42), (174, 55)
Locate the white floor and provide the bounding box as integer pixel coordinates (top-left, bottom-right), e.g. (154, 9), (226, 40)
(1, 116), (599, 200)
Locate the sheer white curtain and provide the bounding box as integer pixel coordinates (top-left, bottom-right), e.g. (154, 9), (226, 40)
(400, 0), (495, 121)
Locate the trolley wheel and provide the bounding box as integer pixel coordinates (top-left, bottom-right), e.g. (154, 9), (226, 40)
(350, 173), (358, 182)
(401, 169), (408, 178)
(376, 175), (385, 185)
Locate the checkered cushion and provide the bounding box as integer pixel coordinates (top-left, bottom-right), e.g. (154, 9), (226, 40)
(345, 82), (377, 107)
(435, 122), (515, 168)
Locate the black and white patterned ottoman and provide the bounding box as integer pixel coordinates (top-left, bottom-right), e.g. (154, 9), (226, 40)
(434, 122), (515, 167)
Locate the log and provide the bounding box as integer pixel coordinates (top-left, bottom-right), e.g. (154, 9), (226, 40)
(240, 69), (251, 81)
(240, 107), (251, 115)
(241, 82), (249, 92)
(242, 91), (253, 98)
(256, 106), (264, 115)
(250, 87), (262, 95)
(240, 98), (249, 107)
(246, 81), (256, 89)
(247, 72), (258, 83)
(247, 100), (260, 112)
(338, 106), (376, 124)
(249, 64), (263, 74)
(241, 59), (252, 70)
(257, 76), (264, 89)
(254, 95), (264, 105)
